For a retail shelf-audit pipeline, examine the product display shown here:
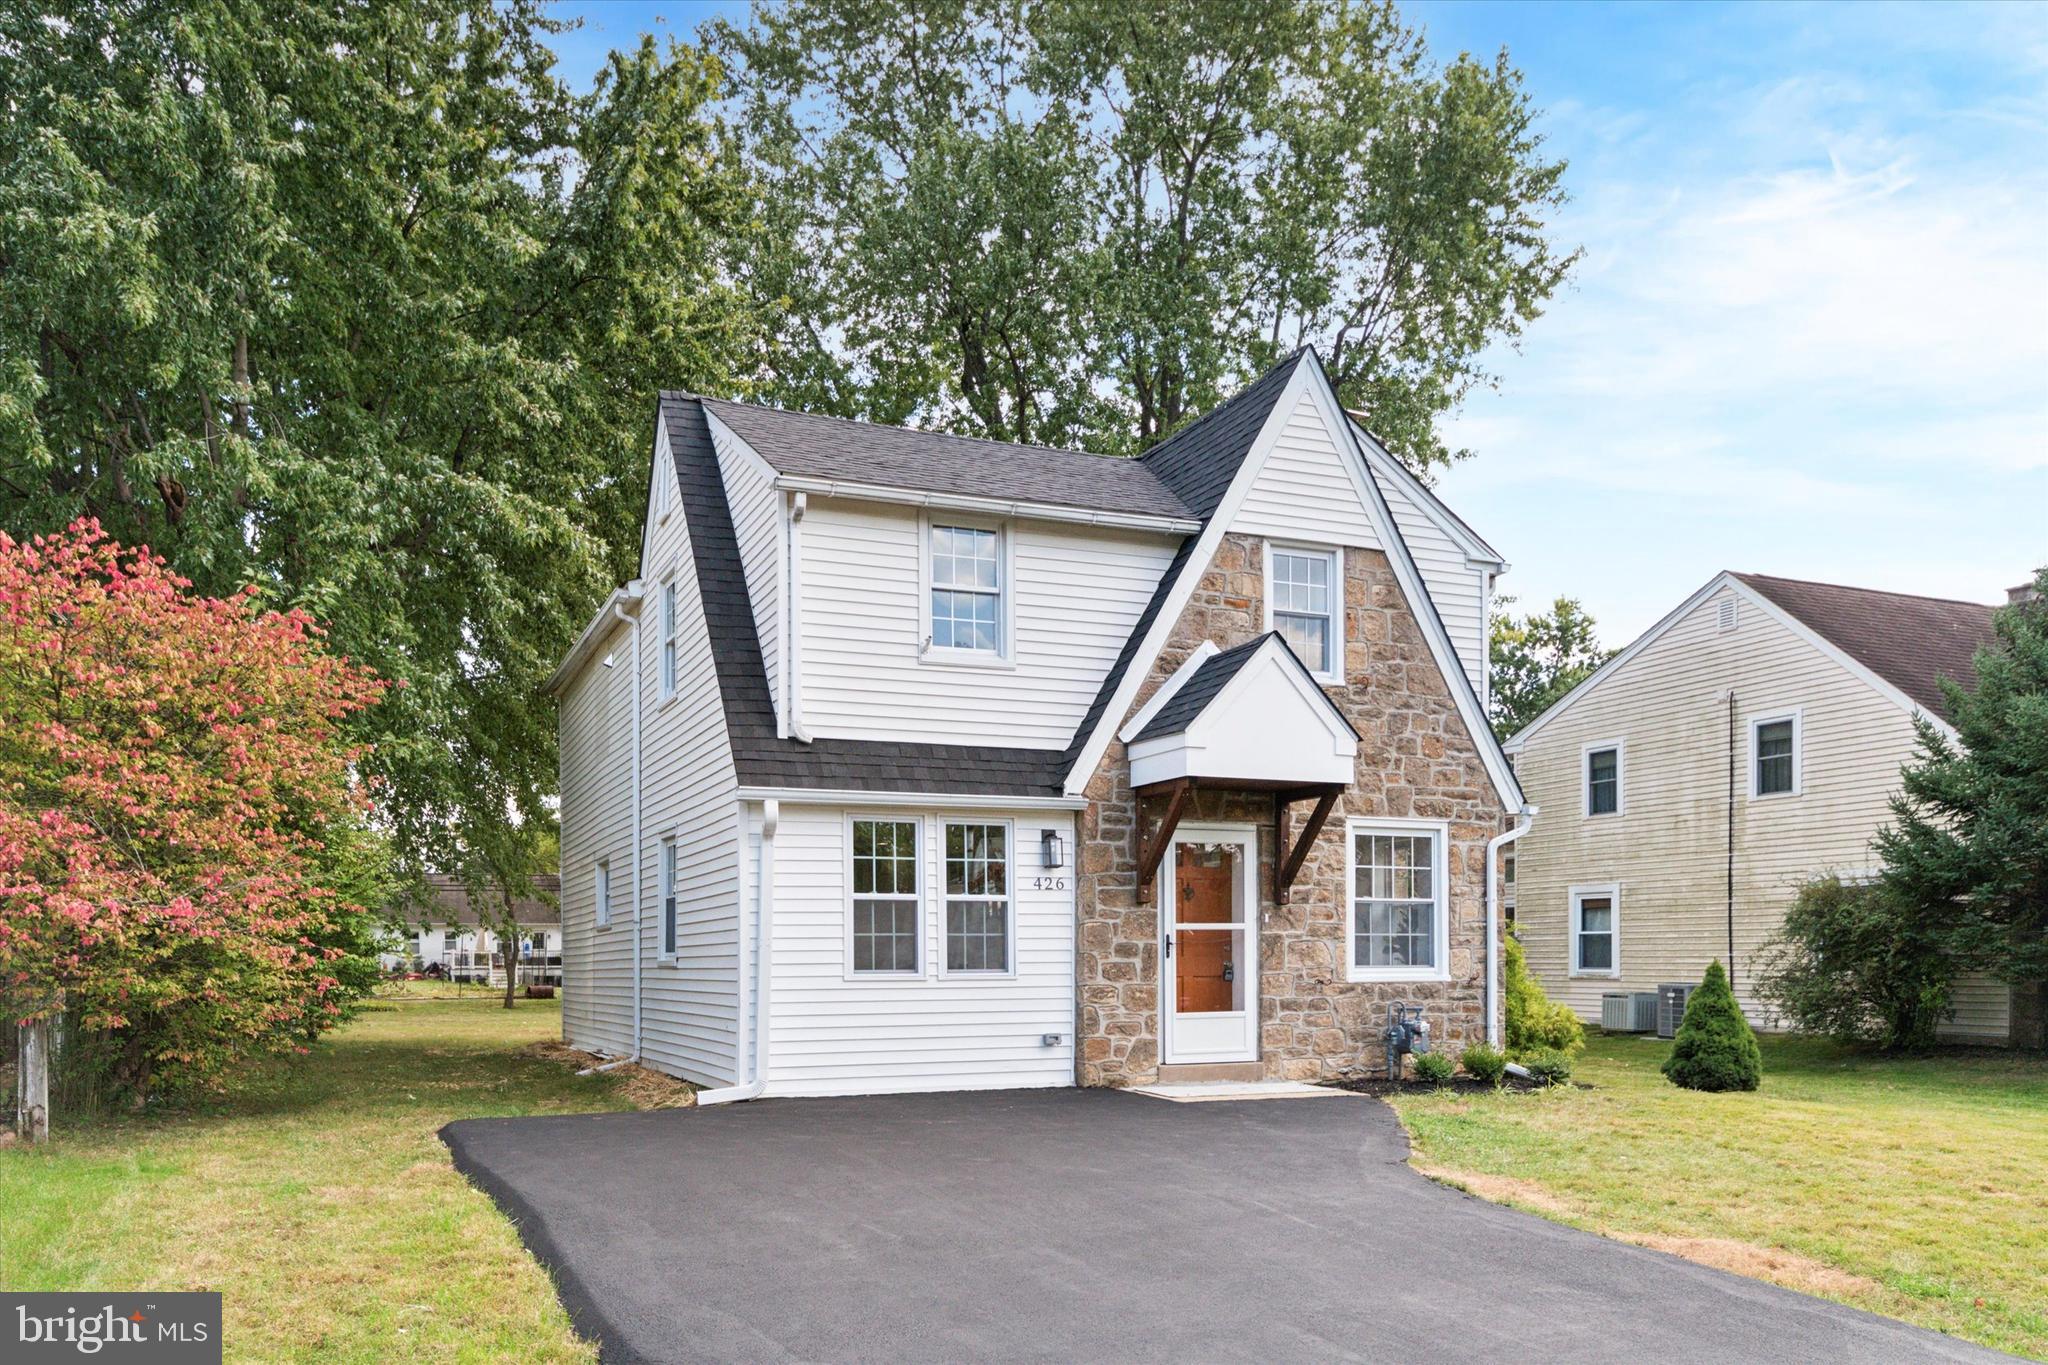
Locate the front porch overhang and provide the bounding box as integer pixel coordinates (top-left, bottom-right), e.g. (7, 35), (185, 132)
(1133, 777), (1345, 905)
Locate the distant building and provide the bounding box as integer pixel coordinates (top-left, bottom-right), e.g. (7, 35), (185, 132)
(385, 874), (563, 986)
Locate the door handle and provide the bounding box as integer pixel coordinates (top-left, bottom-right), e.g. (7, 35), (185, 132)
(1164, 934), (1172, 959)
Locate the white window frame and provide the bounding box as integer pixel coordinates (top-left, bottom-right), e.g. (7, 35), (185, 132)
(1344, 817), (1450, 983)
(939, 819), (1017, 978)
(659, 577), (679, 701)
(844, 814), (925, 979)
(919, 515), (1014, 668)
(594, 858), (611, 929)
(1264, 542), (1345, 684)
(659, 836), (678, 961)
(1749, 708), (1803, 799)
(1569, 882), (1621, 978)
(1582, 738), (1625, 818)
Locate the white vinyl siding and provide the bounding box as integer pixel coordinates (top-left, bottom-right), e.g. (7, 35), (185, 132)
(1233, 391), (1489, 692)
(557, 614), (636, 1055)
(766, 803), (1076, 1096)
(1506, 579), (2010, 1037)
(708, 414), (783, 716)
(797, 498), (1178, 748)
(634, 420), (744, 1087)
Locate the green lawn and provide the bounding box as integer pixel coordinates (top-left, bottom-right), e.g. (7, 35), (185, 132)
(1388, 1033), (2048, 1360)
(0, 999), (636, 1363)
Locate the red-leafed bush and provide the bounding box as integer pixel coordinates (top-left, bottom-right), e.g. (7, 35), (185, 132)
(0, 520), (386, 1103)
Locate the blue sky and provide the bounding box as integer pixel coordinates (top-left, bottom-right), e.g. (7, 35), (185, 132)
(551, 1), (2047, 643)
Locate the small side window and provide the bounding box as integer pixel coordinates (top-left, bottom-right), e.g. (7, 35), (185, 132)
(594, 859), (611, 928)
(1571, 885), (1619, 976)
(660, 838), (678, 958)
(660, 580), (679, 699)
(1751, 712), (1801, 798)
(1584, 742), (1622, 817)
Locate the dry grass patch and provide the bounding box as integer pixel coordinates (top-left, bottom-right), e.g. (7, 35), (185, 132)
(521, 1040), (696, 1109)
(1387, 1033), (2048, 1360)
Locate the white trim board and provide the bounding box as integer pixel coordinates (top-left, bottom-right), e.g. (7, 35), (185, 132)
(1502, 572), (1961, 754)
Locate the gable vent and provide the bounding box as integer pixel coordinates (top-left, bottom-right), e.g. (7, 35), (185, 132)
(1718, 599), (1738, 633)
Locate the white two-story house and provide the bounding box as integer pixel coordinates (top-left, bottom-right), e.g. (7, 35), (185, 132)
(1503, 571), (2037, 1048)
(545, 351), (1529, 1100)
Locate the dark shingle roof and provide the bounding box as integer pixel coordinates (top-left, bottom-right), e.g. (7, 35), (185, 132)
(398, 874), (561, 928)
(1139, 353), (1307, 518)
(1131, 633), (1361, 743)
(662, 395), (1068, 797)
(1734, 573), (1998, 720)
(697, 397), (1193, 520)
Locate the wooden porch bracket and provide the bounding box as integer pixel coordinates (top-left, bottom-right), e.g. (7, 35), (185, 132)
(1135, 778), (1193, 898)
(1273, 785), (1342, 905)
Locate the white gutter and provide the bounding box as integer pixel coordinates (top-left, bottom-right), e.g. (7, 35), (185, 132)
(1485, 804), (1536, 1049)
(698, 799), (776, 1106)
(734, 786), (1089, 812)
(543, 581), (645, 696)
(773, 475), (1200, 537)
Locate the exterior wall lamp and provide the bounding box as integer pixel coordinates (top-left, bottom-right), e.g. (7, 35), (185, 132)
(1040, 829), (1066, 870)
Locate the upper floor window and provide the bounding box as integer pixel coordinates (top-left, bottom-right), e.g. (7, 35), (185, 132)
(1269, 545), (1341, 681)
(1751, 711), (1802, 797)
(660, 580), (679, 699)
(1584, 742), (1622, 817)
(1347, 822), (1447, 981)
(850, 818), (920, 975)
(927, 524), (1003, 656)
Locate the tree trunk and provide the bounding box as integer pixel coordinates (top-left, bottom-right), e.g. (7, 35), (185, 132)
(18, 1019), (49, 1144)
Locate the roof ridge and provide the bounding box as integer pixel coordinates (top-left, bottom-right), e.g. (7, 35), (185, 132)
(694, 392), (1145, 467)
(1735, 571), (1995, 611)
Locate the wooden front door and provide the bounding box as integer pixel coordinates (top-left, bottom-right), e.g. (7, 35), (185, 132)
(1161, 828), (1258, 1063)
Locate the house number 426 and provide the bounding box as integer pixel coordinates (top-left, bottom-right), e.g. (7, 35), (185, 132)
(1031, 876), (1069, 891)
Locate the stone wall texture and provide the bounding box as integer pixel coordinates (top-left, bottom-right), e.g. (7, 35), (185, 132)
(1076, 533), (1511, 1086)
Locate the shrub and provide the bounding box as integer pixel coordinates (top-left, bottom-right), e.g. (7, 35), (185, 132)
(0, 522), (387, 1109)
(1663, 960), (1763, 1092)
(1505, 929), (1586, 1058)
(1459, 1042), (1507, 1086)
(1519, 1047), (1573, 1085)
(1757, 876), (1952, 1051)
(1412, 1051), (1456, 1085)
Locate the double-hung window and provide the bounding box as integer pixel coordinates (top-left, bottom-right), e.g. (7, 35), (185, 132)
(1270, 546), (1340, 680)
(1751, 711), (1801, 797)
(1348, 822), (1447, 979)
(660, 837), (678, 958)
(928, 524), (1002, 655)
(1584, 742), (1622, 817)
(850, 819), (920, 974)
(944, 822), (1011, 974)
(1571, 885), (1619, 976)
(660, 579), (679, 699)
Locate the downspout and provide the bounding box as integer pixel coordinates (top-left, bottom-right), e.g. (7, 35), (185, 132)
(621, 598), (644, 1063)
(1726, 689), (1737, 988)
(786, 494), (812, 743)
(1486, 804), (1536, 1049)
(697, 798), (775, 1106)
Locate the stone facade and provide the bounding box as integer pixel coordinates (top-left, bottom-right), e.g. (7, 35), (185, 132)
(1076, 533), (1510, 1086)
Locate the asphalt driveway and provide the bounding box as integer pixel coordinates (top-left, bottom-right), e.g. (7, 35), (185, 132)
(442, 1089), (2003, 1364)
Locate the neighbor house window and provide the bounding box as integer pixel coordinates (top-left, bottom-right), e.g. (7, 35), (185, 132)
(850, 819), (920, 974)
(594, 859), (611, 928)
(660, 580), (678, 699)
(1571, 885), (1619, 976)
(928, 524), (1002, 654)
(944, 823), (1011, 974)
(1585, 742), (1622, 817)
(443, 930), (459, 953)
(660, 837), (678, 958)
(1270, 546), (1340, 679)
(1751, 711), (1802, 797)
(1347, 822), (1447, 979)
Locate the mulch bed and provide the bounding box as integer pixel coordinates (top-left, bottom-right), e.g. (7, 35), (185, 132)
(1322, 1072), (1552, 1097)
(522, 1040), (698, 1109)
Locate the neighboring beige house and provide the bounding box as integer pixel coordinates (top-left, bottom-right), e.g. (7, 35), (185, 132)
(1504, 571), (2040, 1048)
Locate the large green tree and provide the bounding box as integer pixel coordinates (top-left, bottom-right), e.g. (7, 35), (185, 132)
(1, 3), (759, 902)
(713, 0), (1576, 465)
(1876, 569), (2048, 1039)
(1489, 594), (1614, 741)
